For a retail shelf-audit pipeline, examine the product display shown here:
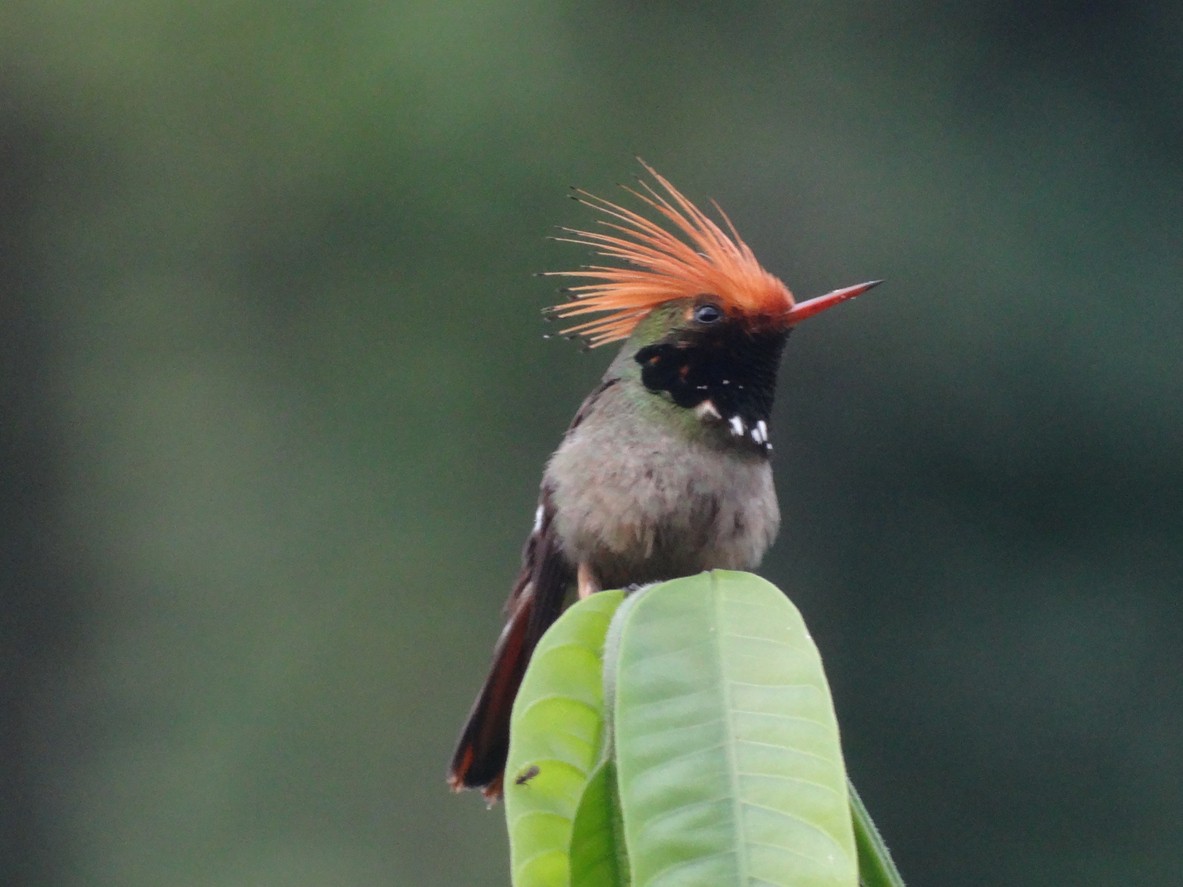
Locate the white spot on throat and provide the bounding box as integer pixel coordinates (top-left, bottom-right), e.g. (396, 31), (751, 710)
(695, 400), (722, 421)
(698, 403), (770, 451)
(751, 420), (769, 446)
(533, 505), (544, 533)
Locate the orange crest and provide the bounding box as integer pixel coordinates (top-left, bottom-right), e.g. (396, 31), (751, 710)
(545, 161), (796, 347)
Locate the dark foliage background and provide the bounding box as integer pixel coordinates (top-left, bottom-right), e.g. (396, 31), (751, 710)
(3, 4), (1180, 885)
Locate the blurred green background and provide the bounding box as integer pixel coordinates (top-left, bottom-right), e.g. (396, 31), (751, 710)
(2, 3), (1180, 885)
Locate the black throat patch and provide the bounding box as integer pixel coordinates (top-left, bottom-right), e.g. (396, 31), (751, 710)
(635, 325), (788, 451)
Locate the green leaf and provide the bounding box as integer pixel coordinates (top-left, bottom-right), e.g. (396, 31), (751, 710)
(848, 779), (907, 887)
(505, 589), (626, 887)
(569, 759), (629, 887)
(612, 571), (857, 887)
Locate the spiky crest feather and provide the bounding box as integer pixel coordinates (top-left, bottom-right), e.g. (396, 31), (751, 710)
(545, 161), (796, 347)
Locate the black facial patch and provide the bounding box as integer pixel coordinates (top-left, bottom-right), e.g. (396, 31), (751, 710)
(635, 323), (788, 444)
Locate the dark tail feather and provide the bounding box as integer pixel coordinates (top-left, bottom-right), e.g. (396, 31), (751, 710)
(449, 490), (572, 801)
(447, 571), (569, 800)
(447, 587), (536, 801)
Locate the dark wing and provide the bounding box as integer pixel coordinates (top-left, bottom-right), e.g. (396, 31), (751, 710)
(447, 379), (618, 800)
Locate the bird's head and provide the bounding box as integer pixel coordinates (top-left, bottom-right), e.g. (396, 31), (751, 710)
(545, 162), (879, 451)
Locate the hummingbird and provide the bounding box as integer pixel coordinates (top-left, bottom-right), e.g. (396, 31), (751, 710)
(448, 162), (878, 801)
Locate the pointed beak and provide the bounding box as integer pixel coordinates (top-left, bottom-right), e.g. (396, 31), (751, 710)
(785, 280), (882, 326)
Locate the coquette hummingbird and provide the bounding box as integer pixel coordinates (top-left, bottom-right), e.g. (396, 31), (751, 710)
(448, 162), (878, 800)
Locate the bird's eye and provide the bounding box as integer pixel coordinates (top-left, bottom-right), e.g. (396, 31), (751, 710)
(694, 303), (723, 324)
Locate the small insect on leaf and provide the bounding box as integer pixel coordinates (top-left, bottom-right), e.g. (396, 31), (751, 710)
(513, 764), (541, 786)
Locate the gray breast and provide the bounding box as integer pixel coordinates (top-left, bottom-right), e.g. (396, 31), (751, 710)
(545, 396), (780, 589)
